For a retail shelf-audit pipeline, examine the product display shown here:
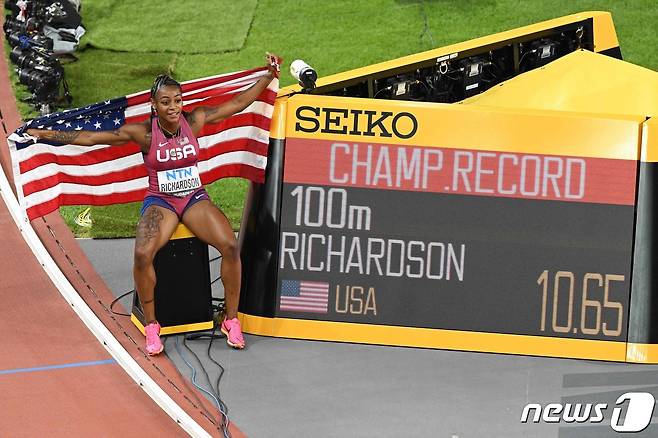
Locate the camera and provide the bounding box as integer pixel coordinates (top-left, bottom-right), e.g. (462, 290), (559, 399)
(11, 45), (53, 69)
(14, 45), (64, 98)
(3, 14), (38, 35)
(7, 31), (53, 49)
(3, 0), (80, 113)
(290, 59), (317, 91)
(19, 63), (63, 93)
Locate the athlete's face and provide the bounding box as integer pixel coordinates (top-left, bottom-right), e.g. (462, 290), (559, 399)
(152, 85), (183, 125)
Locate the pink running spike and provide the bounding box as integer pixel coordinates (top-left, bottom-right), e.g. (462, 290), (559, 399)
(220, 317), (245, 349)
(145, 321), (164, 356)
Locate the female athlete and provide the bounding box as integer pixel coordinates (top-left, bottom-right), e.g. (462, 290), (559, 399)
(27, 53), (282, 355)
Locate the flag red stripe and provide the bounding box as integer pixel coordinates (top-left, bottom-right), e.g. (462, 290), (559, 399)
(279, 306), (327, 313)
(180, 67), (266, 93)
(185, 87), (277, 105)
(183, 83), (253, 101)
(199, 113), (272, 137)
(180, 91), (277, 113)
(200, 138), (268, 161)
(201, 164), (264, 184)
(26, 189), (147, 220)
(19, 144), (142, 173)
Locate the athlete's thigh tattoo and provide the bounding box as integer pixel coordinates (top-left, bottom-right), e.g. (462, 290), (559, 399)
(136, 208), (164, 248)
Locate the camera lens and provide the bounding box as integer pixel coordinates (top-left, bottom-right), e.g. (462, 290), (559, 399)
(9, 46), (27, 65)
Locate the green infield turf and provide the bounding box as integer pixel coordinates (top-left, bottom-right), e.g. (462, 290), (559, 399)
(83, 0), (258, 54)
(5, 0), (658, 237)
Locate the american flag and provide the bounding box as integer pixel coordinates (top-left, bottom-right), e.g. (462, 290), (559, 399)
(279, 280), (330, 314)
(6, 67), (278, 221)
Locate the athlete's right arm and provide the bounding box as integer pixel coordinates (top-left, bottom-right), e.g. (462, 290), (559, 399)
(26, 123), (148, 147)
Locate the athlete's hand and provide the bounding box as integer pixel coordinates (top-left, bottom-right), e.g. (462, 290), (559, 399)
(25, 129), (40, 142)
(266, 52), (282, 79)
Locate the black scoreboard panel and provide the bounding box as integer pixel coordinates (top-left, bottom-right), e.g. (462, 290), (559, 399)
(276, 183), (633, 341)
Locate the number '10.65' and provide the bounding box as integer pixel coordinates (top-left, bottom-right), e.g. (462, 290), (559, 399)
(537, 270), (624, 337)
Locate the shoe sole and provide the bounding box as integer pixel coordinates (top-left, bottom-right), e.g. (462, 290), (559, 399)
(220, 326), (245, 349)
(147, 344), (164, 356)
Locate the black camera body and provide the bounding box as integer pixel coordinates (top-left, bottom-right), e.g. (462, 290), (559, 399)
(12, 45), (63, 99)
(3, 0), (78, 113)
(7, 31), (53, 50)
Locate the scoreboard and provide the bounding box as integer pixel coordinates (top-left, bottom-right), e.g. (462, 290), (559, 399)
(239, 94), (648, 361)
(236, 12), (658, 362)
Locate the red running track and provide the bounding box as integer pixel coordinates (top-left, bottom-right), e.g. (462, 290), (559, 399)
(0, 9), (243, 437)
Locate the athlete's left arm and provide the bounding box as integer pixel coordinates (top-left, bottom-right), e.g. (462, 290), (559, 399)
(187, 53), (281, 135)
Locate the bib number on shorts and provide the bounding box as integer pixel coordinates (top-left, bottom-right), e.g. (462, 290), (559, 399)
(157, 165), (202, 196)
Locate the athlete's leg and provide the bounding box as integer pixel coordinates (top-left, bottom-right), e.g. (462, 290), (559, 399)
(133, 205), (179, 323)
(181, 200), (241, 319)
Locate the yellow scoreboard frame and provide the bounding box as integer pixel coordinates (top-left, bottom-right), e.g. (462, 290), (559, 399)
(238, 12), (658, 363)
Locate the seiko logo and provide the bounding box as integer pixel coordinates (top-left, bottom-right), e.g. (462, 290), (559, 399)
(295, 106), (418, 139)
(156, 144), (196, 162)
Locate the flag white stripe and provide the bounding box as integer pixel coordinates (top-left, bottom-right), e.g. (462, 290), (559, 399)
(282, 296), (328, 302)
(280, 302), (328, 306)
(300, 286), (330, 292)
(282, 293), (328, 298)
(192, 98), (275, 119)
(198, 126), (270, 149)
(12, 137), (112, 161)
(296, 295), (328, 300)
(300, 281), (331, 286)
(174, 71), (266, 99)
(179, 69), (261, 86)
(184, 72), (277, 97)
(280, 298), (328, 304)
(301, 286), (329, 295)
(182, 80), (262, 100)
(237, 100), (274, 118)
(123, 103), (151, 119)
(200, 151), (268, 172)
(280, 306), (327, 309)
(179, 69), (278, 88)
(23, 177), (149, 208)
(298, 291), (329, 297)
